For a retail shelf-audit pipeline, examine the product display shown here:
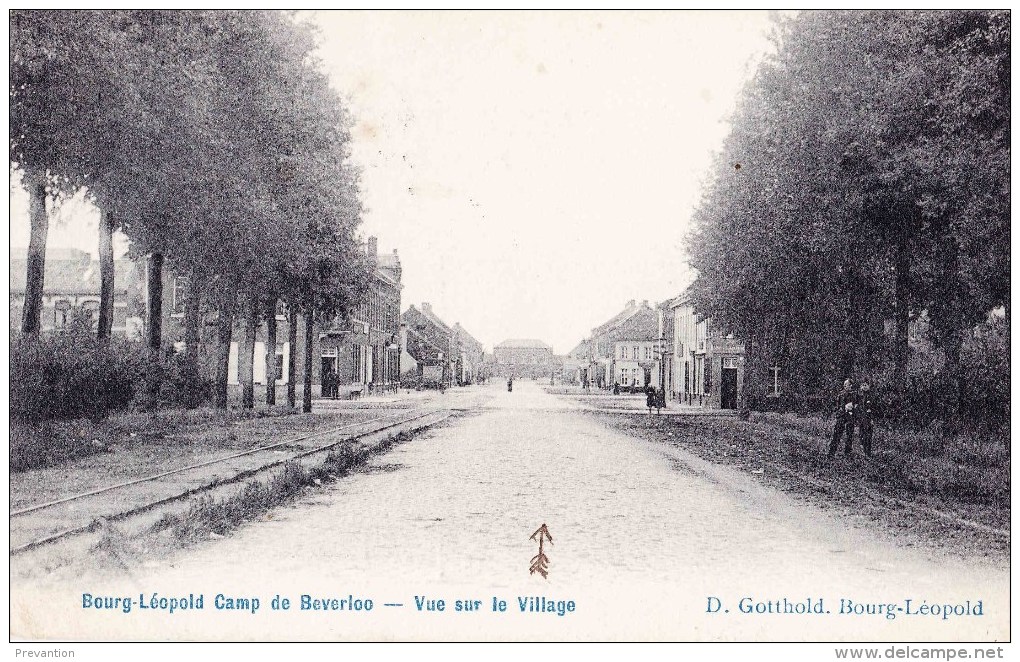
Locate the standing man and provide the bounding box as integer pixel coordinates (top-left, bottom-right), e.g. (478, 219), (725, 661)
(828, 378), (856, 458)
(645, 383), (657, 417)
(857, 379), (875, 457)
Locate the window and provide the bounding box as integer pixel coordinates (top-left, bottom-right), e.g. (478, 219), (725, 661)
(632, 346), (639, 360)
(351, 344), (361, 382)
(723, 357), (739, 369)
(620, 368), (628, 384)
(620, 346), (627, 359)
(645, 346), (652, 360)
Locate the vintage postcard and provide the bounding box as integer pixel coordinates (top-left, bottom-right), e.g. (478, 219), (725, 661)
(7, 8), (1010, 655)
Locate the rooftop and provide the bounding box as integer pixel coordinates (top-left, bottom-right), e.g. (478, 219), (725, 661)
(11, 249), (134, 295)
(495, 338), (552, 350)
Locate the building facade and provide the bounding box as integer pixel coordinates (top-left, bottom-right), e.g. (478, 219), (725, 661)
(320, 237), (402, 391)
(608, 304), (661, 389)
(586, 300), (650, 388)
(10, 248), (143, 337)
(668, 289), (745, 409)
(402, 302), (456, 384)
(161, 237), (401, 394)
(493, 339), (555, 379)
(563, 339), (590, 384)
(453, 323), (485, 385)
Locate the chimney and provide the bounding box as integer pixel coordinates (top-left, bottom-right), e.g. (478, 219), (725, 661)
(367, 236), (378, 257)
(422, 302), (432, 314)
(627, 299), (636, 308)
(642, 299), (649, 307)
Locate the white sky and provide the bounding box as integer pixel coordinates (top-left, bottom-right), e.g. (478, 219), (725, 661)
(10, 10), (775, 353)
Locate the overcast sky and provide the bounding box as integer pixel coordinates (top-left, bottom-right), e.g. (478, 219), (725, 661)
(10, 10), (775, 353)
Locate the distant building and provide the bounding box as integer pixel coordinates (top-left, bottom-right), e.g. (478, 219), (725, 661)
(562, 339), (590, 384)
(9, 248), (142, 336)
(453, 322), (485, 385)
(402, 302), (456, 384)
(493, 339), (555, 379)
(585, 300), (659, 389)
(610, 305), (660, 389)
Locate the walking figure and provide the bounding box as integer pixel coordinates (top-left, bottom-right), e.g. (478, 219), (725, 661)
(828, 378), (856, 457)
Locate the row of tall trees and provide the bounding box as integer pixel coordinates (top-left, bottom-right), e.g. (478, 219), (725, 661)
(687, 10), (1009, 426)
(11, 10), (371, 412)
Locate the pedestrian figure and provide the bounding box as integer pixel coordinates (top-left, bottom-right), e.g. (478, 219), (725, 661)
(857, 380), (875, 457)
(613, 381), (620, 396)
(645, 383), (657, 416)
(828, 378), (856, 457)
(656, 386), (666, 414)
(507, 377), (513, 393)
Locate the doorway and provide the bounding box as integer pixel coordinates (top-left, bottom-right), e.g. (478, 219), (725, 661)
(721, 365), (738, 409)
(321, 357), (337, 382)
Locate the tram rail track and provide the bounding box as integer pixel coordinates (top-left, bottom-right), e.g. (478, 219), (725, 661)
(10, 405), (453, 555)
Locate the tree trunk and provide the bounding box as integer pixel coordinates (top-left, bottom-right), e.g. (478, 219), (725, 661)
(97, 207), (115, 340)
(303, 308), (314, 413)
(21, 167), (48, 336)
(265, 298), (277, 406)
(146, 252), (164, 352)
(287, 305), (297, 408)
(215, 295), (235, 409)
(145, 252), (165, 410)
(184, 274), (201, 368)
(239, 297), (257, 409)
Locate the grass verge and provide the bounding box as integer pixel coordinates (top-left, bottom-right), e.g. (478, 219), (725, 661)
(598, 411), (1009, 557)
(149, 431), (412, 544)
(12, 406), (305, 473)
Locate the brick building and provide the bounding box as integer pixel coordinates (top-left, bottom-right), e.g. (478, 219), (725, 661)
(10, 248), (143, 337)
(402, 302), (457, 384)
(320, 237), (403, 391)
(162, 236), (402, 394)
(493, 339), (555, 379)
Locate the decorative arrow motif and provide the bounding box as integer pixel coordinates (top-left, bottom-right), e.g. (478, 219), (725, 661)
(529, 523), (553, 579)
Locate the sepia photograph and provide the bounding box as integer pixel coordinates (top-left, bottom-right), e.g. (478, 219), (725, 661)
(7, 7), (1011, 655)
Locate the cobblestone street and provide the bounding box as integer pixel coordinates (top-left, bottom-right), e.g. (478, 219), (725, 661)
(11, 381), (1008, 642)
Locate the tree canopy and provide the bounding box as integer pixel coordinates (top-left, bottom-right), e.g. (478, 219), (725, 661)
(686, 10), (1009, 422)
